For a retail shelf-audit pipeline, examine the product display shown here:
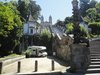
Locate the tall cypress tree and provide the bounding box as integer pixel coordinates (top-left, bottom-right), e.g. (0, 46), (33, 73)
(79, 0), (90, 17)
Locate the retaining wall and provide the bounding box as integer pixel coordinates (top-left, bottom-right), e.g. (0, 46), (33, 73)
(52, 34), (73, 62)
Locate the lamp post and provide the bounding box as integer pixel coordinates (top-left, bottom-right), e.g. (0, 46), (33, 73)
(72, 0), (81, 43)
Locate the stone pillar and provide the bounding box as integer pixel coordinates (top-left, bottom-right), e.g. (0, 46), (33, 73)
(69, 44), (90, 73)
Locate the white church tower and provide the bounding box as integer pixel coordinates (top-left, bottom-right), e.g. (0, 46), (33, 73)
(40, 15), (53, 32)
(41, 15), (44, 23)
(40, 15), (52, 26)
(49, 15), (52, 25)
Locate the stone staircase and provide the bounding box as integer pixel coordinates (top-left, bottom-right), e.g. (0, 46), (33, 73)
(86, 40), (100, 74)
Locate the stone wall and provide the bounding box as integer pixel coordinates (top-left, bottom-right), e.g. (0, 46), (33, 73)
(52, 34), (90, 73)
(52, 34), (73, 62)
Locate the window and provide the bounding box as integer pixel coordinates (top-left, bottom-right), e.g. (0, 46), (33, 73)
(30, 28), (33, 34)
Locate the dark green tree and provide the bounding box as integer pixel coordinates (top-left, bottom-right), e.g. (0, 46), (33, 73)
(84, 2), (100, 23)
(29, 0), (41, 20)
(55, 20), (64, 27)
(79, 0), (90, 17)
(89, 22), (100, 35)
(89, 0), (97, 8)
(64, 16), (73, 24)
(84, 2), (100, 35)
(17, 0), (41, 21)
(96, 2), (100, 13)
(17, 0), (29, 21)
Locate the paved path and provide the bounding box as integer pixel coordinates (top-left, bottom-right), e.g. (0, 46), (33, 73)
(2, 56), (69, 75)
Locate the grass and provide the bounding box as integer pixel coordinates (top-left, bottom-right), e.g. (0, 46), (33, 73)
(0, 53), (22, 62)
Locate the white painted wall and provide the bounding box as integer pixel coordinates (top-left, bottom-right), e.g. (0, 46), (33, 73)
(23, 23), (28, 34)
(23, 21), (37, 35)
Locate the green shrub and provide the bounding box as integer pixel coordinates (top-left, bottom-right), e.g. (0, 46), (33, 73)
(80, 25), (88, 37)
(25, 49), (33, 57)
(65, 23), (73, 34)
(40, 29), (51, 46)
(40, 29), (52, 55)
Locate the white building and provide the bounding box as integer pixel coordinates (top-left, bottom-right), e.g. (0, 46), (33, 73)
(23, 15), (53, 35)
(23, 13), (37, 35)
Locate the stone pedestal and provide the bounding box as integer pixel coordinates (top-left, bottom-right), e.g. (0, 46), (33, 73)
(69, 44), (90, 73)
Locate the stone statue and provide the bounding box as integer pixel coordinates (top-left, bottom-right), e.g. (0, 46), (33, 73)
(72, 0), (81, 44)
(72, 0), (89, 47)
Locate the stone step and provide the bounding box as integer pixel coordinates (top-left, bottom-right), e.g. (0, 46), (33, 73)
(91, 59), (100, 62)
(90, 56), (100, 59)
(90, 61), (100, 65)
(90, 46), (100, 47)
(91, 54), (100, 55)
(90, 49), (100, 50)
(91, 58), (100, 59)
(89, 64), (100, 68)
(90, 51), (100, 53)
(85, 73), (100, 75)
(90, 50), (100, 53)
(90, 45), (100, 46)
(64, 73), (100, 75)
(91, 48), (100, 49)
(90, 54), (100, 56)
(91, 54), (100, 56)
(90, 44), (100, 46)
(90, 53), (100, 55)
(87, 40), (100, 74)
(90, 50), (100, 51)
(90, 53), (100, 56)
(90, 42), (100, 45)
(86, 68), (100, 73)
(90, 47), (100, 48)
(63, 72), (84, 75)
(90, 43), (100, 44)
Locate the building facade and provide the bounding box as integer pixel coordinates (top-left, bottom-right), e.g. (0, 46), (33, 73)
(40, 15), (52, 31)
(23, 15), (53, 35)
(23, 13), (37, 35)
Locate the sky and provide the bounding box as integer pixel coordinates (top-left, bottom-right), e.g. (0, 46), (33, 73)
(34, 0), (100, 24)
(1, 0), (100, 24)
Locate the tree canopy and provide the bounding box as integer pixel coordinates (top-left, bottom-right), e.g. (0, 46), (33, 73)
(0, 2), (23, 56)
(79, 0), (90, 17)
(17, 0), (41, 21)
